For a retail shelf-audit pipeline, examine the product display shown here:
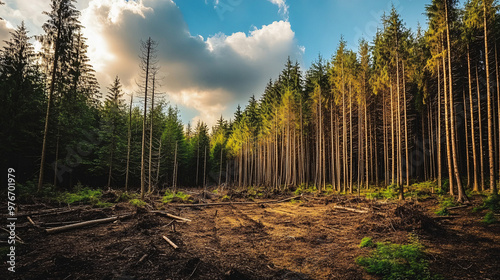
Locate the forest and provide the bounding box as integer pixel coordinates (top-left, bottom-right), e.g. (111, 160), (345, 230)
(1, 0), (500, 279)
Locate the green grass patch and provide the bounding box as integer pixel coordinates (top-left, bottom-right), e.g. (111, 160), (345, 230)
(434, 196), (457, 216)
(474, 194), (500, 212)
(357, 235), (441, 280)
(129, 198), (147, 208)
(294, 184), (318, 195)
(162, 190), (192, 204)
(359, 237), (374, 248)
(57, 187), (112, 208)
(289, 198), (301, 204)
(482, 211), (497, 224)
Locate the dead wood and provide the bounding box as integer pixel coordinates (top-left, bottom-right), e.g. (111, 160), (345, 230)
(46, 214), (131, 234)
(150, 211), (191, 222)
(12, 206), (90, 218)
(446, 205), (470, 210)
(162, 235), (179, 249)
(332, 205), (369, 214)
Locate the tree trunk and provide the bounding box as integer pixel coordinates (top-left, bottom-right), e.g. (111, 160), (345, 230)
(445, 1), (467, 202)
(140, 39), (152, 200)
(125, 94), (133, 193)
(468, 47), (479, 192)
(483, 0), (497, 194)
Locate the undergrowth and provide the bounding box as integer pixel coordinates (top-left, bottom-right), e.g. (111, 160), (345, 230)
(162, 190), (192, 203)
(473, 194), (500, 224)
(357, 234), (441, 280)
(434, 196), (457, 216)
(129, 198), (147, 208)
(58, 186), (112, 208)
(294, 184), (318, 195)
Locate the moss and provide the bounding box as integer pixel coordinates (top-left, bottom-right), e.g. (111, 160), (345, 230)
(130, 199), (147, 208)
(162, 190), (192, 204)
(359, 237), (374, 248)
(357, 235), (441, 280)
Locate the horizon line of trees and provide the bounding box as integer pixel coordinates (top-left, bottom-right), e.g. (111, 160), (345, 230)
(1, 0), (500, 201)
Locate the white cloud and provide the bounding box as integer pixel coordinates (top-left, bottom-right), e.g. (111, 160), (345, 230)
(80, 0), (301, 126)
(1, 0), (301, 127)
(268, 0), (288, 19)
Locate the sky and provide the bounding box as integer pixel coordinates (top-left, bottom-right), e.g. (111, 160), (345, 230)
(0, 0), (429, 128)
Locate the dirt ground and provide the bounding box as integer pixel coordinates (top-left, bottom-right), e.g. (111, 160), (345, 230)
(1, 192), (499, 280)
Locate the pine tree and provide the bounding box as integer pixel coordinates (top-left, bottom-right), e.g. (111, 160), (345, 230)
(37, 0), (81, 191)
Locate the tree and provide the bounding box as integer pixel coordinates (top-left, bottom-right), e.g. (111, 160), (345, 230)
(138, 37), (158, 199)
(37, 0), (81, 191)
(102, 76), (125, 189)
(0, 22), (45, 180)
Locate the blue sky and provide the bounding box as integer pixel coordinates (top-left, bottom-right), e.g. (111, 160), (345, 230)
(0, 0), (430, 127)
(177, 0), (429, 68)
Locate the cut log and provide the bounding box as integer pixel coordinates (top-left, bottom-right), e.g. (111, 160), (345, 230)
(151, 211), (191, 222)
(162, 235), (179, 249)
(332, 205), (369, 214)
(171, 196), (301, 207)
(46, 215), (130, 234)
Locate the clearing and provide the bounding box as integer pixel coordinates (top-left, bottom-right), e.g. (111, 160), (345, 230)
(1, 191), (499, 279)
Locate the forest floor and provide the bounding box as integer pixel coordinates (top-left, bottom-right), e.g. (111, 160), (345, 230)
(1, 188), (499, 280)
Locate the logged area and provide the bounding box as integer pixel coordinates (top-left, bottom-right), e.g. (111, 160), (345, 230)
(2, 191), (499, 280)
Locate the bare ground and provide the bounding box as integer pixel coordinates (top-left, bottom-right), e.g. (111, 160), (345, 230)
(1, 192), (499, 280)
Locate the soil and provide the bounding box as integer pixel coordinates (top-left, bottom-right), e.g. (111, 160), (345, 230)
(1, 192), (499, 280)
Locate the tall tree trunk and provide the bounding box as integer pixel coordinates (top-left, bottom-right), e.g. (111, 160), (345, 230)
(483, 0), (497, 194)
(148, 73), (156, 193)
(125, 94), (132, 193)
(140, 39), (152, 200)
(477, 65), (485, 190)
(38, 21), (62, 192)
(443, 42), (454, 194)
(173, 142), (177, 191)
(464, 88), (471, 188)
(437, 63), (442, 189)
(403, 61), (409, 189)
(445, 1), (467, 202)
(468, 48), (479, 192)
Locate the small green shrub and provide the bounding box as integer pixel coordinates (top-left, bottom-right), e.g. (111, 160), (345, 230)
(435, 196), (457, 216)
(359, 237), (374, 248)
(356, 236), (441, 280)
(324, 185), (335, 195)
(115, 192), (138, 202)
(294, 184), (317, 195)
(57, 187), (112, 208)
(162, 190), (192, 203)
(482, 211), (497, 224)
(221, 195), (231, 202)
(478, 195), (500, 212)
(289, 198), (301, 204)
(129, 199), (147, 208)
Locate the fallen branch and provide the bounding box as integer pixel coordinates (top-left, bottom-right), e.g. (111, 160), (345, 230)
(151, 211), (191, 222)
(138, 254), (148, 264)
(46, 214), (131, 234)
(27, 216), (39, 228)
(12, 206), (90, 218)
(171, 196), (301, 207)
(162, 235), (179, 249)
(332, 205), (369, 214)
(446, 205), (470, 210)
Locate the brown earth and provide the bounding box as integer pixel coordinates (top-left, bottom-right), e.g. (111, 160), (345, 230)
(1, 192), (499, 280)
